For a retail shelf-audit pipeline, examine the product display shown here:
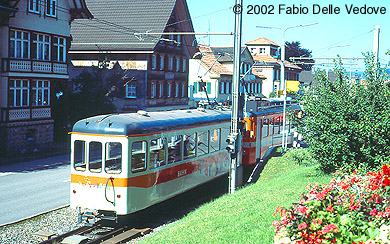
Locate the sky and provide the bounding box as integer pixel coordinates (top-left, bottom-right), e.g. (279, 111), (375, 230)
(187, 0), (390, 73)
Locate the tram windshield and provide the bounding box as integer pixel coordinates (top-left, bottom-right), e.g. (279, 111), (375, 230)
(73, 140), (122, 174)
(105, 142), (122, 173)
(74, 140), (86, 171)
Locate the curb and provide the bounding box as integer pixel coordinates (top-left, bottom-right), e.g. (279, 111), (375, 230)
(0, 151), (69, 167)
(0, 205), (70, 228)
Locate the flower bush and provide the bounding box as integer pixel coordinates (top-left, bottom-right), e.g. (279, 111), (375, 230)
(273, 165), (390, 244)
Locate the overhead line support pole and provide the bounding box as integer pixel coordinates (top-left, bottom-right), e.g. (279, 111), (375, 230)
(228, 0), (243, 194)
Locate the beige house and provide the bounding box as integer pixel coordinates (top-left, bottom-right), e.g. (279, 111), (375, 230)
(246, 37), (302, 97)
(189, 45), (233, 105)
(188, 45), (265, 106)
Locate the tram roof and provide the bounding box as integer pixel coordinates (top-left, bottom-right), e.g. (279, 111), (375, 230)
(71, 109), (232, 136)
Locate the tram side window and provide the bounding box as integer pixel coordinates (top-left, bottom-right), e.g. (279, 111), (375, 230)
(262, 119), (269, 138)
(89, 142), (103, 173)
(168, 136), (182, 164)
(221, 126), (230, 149)
(198, 130), (209, 156)
(150, 138), (166, 168)
(269, 118), (274, 136)
(275, 117), (281, 134)
(105, 142), (122, 174)
(132, 141), (147, 172)
(74, 140), (86, 171)
(210, 129), (221, 152)
(183, 133), (196, 160)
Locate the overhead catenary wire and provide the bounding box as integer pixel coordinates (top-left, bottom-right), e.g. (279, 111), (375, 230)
(18, 1), (233, 49)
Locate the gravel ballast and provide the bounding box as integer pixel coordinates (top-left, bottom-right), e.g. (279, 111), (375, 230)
(0, 206), (81, 243)
(0, 206), (169, 244)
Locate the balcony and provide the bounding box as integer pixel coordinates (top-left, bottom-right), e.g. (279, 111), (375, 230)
(1, 107), (51, 122)
(2, 59), (68, 74)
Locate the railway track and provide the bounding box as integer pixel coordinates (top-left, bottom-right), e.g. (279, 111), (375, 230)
(39, 224), (151, 244)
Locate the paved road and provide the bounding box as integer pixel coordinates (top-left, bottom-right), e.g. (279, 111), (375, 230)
(0, 154), (70, 225)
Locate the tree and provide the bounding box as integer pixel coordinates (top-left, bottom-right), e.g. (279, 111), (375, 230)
(297, 53), (390, 173)
(68, 68), (117, 126)
(285, 41), (314, 71)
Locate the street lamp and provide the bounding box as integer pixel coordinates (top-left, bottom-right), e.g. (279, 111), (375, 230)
(256, 22), (318, 150)
(280, 22), (318, 151)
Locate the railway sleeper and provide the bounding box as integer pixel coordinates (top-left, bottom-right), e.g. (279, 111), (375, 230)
(99, 228), (152, 244)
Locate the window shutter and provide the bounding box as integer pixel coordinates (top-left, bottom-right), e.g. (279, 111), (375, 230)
(193, 82), (198, 94)
(207, 82), (211, 94)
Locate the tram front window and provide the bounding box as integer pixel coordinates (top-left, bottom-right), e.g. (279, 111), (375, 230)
(89, 142), (102, 172)
(74, 140), (86, 171)
(105, 142), (122, 174)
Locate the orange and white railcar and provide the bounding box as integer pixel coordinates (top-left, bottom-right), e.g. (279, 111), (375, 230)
(70, 100), (299, 222)
(70, 109), (232, 221)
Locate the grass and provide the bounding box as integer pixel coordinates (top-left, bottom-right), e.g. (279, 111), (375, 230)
(139, 149), (333, 244)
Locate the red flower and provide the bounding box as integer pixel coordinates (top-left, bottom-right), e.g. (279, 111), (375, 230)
(298, 222), (308, 230)
(341, 182), (351, 190)
(315, 192), (325, 200)
(384, 176), (390, 187)
(297, 205), (308, 214)
(382, 164), (390, 175)
(370, 208), (378, 217)
(326, 205), (335, 212)
(323, 224), (338, 233)
(312, 218), (323, 225)
(351, 176), (359, 184)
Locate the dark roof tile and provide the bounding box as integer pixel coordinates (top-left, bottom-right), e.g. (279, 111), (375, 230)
(71, 0), (177, 51)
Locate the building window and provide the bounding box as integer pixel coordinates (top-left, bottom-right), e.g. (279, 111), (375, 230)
(250, 48), (257, 55)
(175, 83), (179, 97)
(168, 56), (173, 71)
(220, 81), (225, 94)
(45, 0), (56, 17)
(10, 30), (30, 59)
(32, 33), (50, 61)
(29, 0), (40, 13)
(177, 34), (181, 46)
(259, 48), (266, 54)
(9, 80), (30, 107)
(182, 58), (187, 72)
(126, 83), (136, 98)
(181, 83), (185, 97)
(160, 55), (164, 70)
(169, 34), (174, 45)
(53, 36), (66, 62)
(159, 82), (163, 98)
(167, 83), (172, 98)
(151, 82), (156, 98)
(32, 80), (50, 106)
(176, 58), (181, 72)
(152, 55), (157, 70)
